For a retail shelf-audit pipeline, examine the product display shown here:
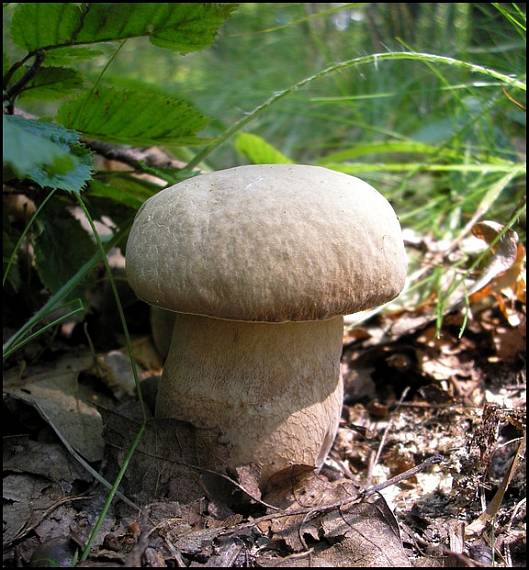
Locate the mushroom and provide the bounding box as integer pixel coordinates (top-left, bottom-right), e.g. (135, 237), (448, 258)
(125, 164), (407, 486)
(150, 305), (175, 360)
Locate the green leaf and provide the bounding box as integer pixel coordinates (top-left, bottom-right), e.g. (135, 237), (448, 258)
(11, 3), (83, 51)
(4, 115), (73, 176)
(317, 141), (514, 166)
(11, 3), (237, 53)
(235, 132), (293, 164)
(324, 162), (524, 175)
(3, 115), (93, 193)
(43, 46), (106, 66)
(30, 145), (93, 194)
(33, 203), (96, 294)
(317, 141), (464, 164)
(88, 175), (160, 209)
(17, 66), (84, 100)
(76, 3), (238, 53)
(57, 86), (209, 146)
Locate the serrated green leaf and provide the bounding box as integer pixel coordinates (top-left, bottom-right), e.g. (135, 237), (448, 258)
(11, 3), (83, 51)
(12, 115), (82, 146)
(3, 115), (72, 176)
(30, 145), (93, 193)
(17, 66), (84, 100)
(235, 132), (293, 164)
(57, 86), (209, 146)
(76, 3), (238, 53)
(3, 115), (93, 193)
(33, 203), (96, 294)
(11, 3), (236, 53)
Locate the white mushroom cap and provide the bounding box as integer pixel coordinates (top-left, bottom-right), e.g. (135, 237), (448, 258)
(126, 164), (407, 322)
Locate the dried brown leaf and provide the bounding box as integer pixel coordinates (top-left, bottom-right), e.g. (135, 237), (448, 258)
(4, 368), (104, 462)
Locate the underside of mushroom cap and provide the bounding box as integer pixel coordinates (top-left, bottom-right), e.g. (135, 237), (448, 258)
(126, 164), (407, 322)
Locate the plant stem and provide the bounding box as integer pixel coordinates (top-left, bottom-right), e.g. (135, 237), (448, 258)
(74, 194), (147, 560)
(4, 49), (46, 110)
(3, 188), (57, 288)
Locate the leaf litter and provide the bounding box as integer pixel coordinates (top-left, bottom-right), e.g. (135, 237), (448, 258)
(2, 219), (526, 567)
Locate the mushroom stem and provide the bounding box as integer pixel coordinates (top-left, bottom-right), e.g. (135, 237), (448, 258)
(157, 313), (344, 485)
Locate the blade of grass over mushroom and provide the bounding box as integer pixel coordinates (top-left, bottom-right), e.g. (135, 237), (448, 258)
(185, 51), (525, 170)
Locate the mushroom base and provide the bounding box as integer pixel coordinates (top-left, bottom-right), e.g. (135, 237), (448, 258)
(156, 313), (344, 486)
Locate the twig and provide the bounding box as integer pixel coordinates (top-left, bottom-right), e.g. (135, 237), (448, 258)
(362, 453), (444, 498)
(4, 49), (46, 111)
(217, 453), (445, 539)
(85, 140), (187, 172)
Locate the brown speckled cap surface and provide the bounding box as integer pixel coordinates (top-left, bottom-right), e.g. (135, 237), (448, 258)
(125, 164), (407, 322)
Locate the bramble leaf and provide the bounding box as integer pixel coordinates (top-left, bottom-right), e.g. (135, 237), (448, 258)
(17, 66), (84, 100)
(11, 3), (83, 51)
(57, 86), (209, 146)
(76, 3), (238, 53)
(11, 3), (237, 53)
(3, 115), (92, 193)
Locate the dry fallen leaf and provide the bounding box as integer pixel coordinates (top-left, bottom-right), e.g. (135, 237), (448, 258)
(4, 367), (104, 462)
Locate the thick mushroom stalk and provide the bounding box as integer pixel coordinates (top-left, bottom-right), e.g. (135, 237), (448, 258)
(158, 313), (344, 483)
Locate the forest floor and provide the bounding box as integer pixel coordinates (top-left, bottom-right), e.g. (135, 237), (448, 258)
(3, 230), (526, 568)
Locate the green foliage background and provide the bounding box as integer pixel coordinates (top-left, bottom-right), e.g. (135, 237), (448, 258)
(3, 2), (527, 347)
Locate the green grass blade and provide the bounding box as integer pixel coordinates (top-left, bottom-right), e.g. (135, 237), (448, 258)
(3, 219), (133, 355)
(3, 188), (58, 288)
(74, 194), (147, 559)
(323, 162), (524, 174)
(4, 300), (85, 359)
(186, 51), (525, 170)
(79, 423), (145, 561)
